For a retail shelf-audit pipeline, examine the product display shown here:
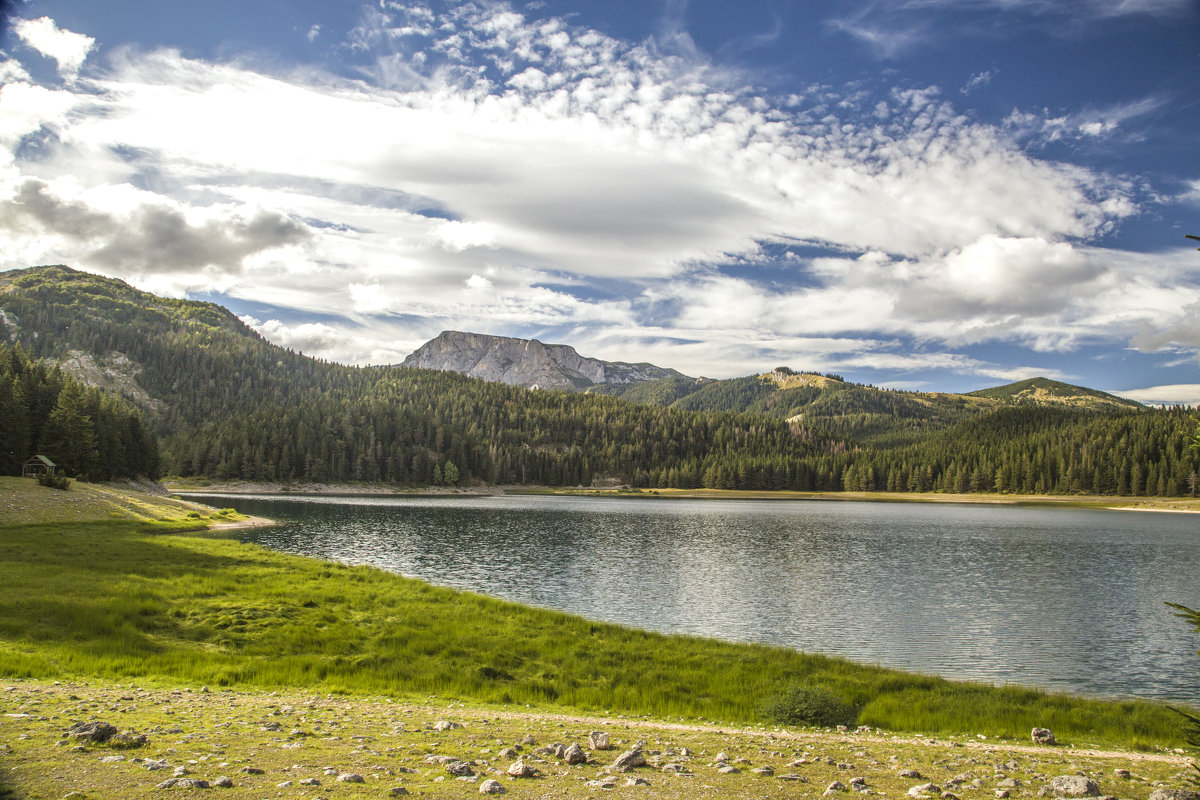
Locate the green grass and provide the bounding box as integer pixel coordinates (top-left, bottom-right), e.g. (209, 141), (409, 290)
(0, 509), (1193, 752)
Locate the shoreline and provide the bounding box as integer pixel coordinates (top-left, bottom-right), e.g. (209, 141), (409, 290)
(164, 480), (1200, 513)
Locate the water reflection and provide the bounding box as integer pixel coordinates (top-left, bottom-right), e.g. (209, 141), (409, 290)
(198, 493), (1200, 703)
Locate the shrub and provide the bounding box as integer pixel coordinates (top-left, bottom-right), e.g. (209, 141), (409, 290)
(763, 683), (858, 728)
(37, 472), (71, 490)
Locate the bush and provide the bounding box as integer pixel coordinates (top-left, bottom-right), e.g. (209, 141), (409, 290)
(36, 472), (71, 490)
(763, 683), (858, 728)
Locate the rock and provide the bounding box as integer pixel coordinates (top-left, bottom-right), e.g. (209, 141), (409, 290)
(173, 766), (190, 777)
(237, 766), (264, 775)
(625, 776), (651, 786)
(1148, 790), (1200, 800)
(506, 760), (538, 778)
(1032, 728), (1056, 745)
(298, 777), (320, 786)
(155, 778), (210, 789)
(997, 791), (1011, 799)
(752, 766), (775, 776)
(588, 777), (618, 788)
(211, 776), (233, 788)
(899, 770), (925, 779)
(446, 761), (475, 777)
(611, 746), (646, 773)
(715, 752), (730, 763)
(717, 765), (740, 774)
(144, 759), (171, 771)
(277, 781), (293, 788)
(432, 720), (462, 731)
(908, 783), (942, 797)
(498, 747), (519, 759)
(1113, 769), (1131, 780)
(661, 763), (691, 774)
(387, 788), (410, 797)
(336, 772), (366, 783)
(998, 778), (1023, 788)
(826, 780), (847, 795)
(479, 778), (507, 794)
(589, 730), (612, 750)
(1049, 776), (1100, 797)
(99, 755), (125, 763)
(67, 720), (119, 743)
(563, 742), (587, 765)
(425, 755), (460, 764)
(519, 734), (537, 745)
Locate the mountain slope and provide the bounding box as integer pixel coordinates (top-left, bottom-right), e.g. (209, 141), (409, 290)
(402, 330), (688, 391)
(967, 377), (1141, 410)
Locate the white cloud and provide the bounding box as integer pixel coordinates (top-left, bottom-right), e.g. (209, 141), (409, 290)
(13, 17), (94, 81)
(1113, 384), (1200, 407)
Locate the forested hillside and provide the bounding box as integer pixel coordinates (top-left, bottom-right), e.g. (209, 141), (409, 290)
(0, 265), (1195, 496)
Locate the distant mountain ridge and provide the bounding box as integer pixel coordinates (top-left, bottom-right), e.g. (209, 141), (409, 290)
(401, 330), (690, 392)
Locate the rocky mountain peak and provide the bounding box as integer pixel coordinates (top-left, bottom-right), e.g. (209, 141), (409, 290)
(401, 331), (687, 391)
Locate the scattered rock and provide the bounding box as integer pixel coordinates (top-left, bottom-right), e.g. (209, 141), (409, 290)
(900, 770), (925, 779)
(155, 778), (210, 789)
(589, 730), (612, 750)
(237, 766), (264, 775)
(109, 731), (147, 749)
(997, 791), (1011, 799)
(446, 760), (475, 777)
(433, 720), (462, 731)
(1032, 728), (1056, 745)
(211, 776), (233, 788)
(388, 788), (410, 797)
(718, 765), (740, 774)
(99, 755), (125, 763)
(611, 746), (647, 773)
(506, 760), (538, 778)
(498, 747), (519, 759)
(336, 772), (365, 783)
(588, 777), (618, 789)
(1049, 775), (1100, 797)
(826, 780), (847, 795)
(1148, 790), (1200, 800)
(908, 783), (943, 797)
(625, 776), (651, 786)
(564, 742), (587, 765)
(298, 777), (320, 786)
(752, 765), (775, 776)
(479, 778), (507, 794)
(1113, 769), (1131, 780)
(998, 778), (1023, 788)
(67, 720), (118, 743)
(144, 759), (171, 771)
(661, 763), (691, 774)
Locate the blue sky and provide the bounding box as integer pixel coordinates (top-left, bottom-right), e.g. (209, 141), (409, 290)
(2, 0), (1199, 402)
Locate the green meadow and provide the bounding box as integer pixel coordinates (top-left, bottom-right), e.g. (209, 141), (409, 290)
(0, 477), (1193, 752)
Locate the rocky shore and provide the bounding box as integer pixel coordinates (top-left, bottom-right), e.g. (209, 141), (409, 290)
(1, 679), (1195, 800)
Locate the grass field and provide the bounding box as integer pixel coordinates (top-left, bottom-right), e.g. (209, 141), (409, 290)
(0, 477), (1196, 761)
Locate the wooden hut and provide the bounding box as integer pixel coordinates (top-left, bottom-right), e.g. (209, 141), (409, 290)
(22, 455), (56, 478)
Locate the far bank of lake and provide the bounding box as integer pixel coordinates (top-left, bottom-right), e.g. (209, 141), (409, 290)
(187, 492), (1200, 705)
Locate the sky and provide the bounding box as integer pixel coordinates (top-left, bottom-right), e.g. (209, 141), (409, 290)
(1, 0), (1199, 403)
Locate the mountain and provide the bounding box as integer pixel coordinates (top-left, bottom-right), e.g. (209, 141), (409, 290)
(1, 264), (1195, 497)
(966, 377), (1141, 410)
(402, 330), (689, 391)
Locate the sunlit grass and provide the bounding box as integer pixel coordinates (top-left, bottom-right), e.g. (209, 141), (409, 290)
(0, 511), (1191, 751)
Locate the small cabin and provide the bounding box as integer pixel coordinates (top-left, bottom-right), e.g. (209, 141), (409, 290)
(22, 455), (56, 478)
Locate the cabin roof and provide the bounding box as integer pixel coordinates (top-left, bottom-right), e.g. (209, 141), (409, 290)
(24, 455), (56, 467)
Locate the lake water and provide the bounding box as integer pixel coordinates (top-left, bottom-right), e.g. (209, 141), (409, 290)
(195, 493), (1200, 704)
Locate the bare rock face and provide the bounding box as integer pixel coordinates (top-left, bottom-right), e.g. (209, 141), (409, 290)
(401, 331), (686, 392)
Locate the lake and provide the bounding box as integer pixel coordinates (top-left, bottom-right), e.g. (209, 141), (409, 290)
(194, 493), (1200, 704)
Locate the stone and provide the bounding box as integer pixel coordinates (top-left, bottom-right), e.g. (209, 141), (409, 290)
(336, 772), (366, 783)
(446, 760), (475, 777)
(144, 759), (171, 771)
(718, 765), (740, 774)
(298, 777), (320, 786)
(564, 742), (587, 765)
(155, 778), (210, 789)
(519, 734), (537, 745)
(479, 778), (507, 794)
(997, 791), (1011, 799)
(826, 780), (847, 795)
(1049, 776), (1100, 797)
(611, 746), (646, 772)
(277, 781), (293, 788)
(387, 788), (410, 797)
(433, 720), (462, 731)
(588, 778), (618, 789)
(109, 731), (147, 749)
(661, 763), (690, 774)
(1148, 790), (1200, 800)
(908, 783), (942, 797)
(1113, 770), (1131, 780)
(1032, 728), (1056, 745)
(715, 752), (730, 763)
(589, 730), (612, 750)
(625, 776), (651, 786)
(752, 766), (775, 776)
(498, 747), (519, 759)
(211, 776), (233, 788)
(237, 766), (264, 774)
(99, 755), (125, 763)
(998, 778), (1023, 788)
(67, 720), (119, 743)
(900, 770), (925, 779)
(506, 760), (538, 778)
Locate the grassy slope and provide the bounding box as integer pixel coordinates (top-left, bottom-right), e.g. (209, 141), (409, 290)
(0, 478), (1194, 757)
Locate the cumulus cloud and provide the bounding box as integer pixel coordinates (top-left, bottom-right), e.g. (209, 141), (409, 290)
(13, 16), (94, 80)
(0, 5), (1186, 384)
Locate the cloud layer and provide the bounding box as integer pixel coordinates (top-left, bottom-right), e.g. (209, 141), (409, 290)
(0, 2), (1196, 395)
